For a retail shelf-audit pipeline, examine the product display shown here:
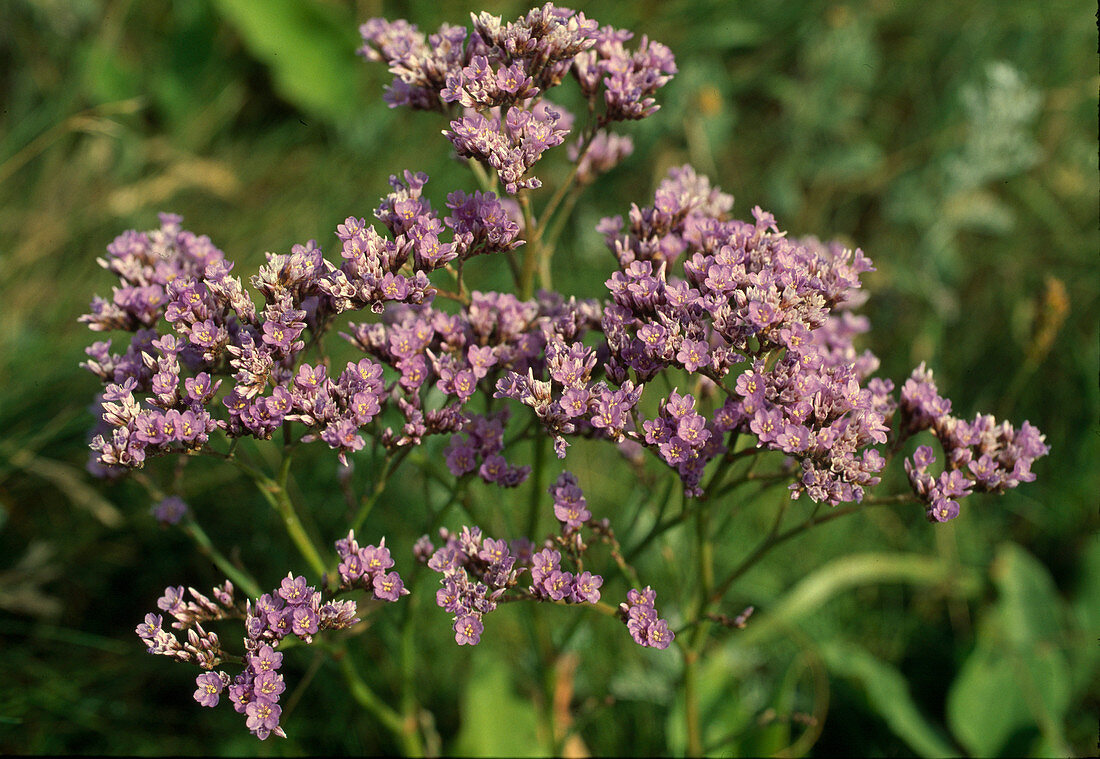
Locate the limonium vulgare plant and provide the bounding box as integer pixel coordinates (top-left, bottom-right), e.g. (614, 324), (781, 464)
(80, 4), (1050, 753)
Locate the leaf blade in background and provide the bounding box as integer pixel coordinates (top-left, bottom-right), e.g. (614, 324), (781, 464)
(733, 553), (982, 648)
(211, 0), (360, 123)
(453, 654), (544, 757)
(822, 641), (956, 758)
(947, 544), (1073, 757)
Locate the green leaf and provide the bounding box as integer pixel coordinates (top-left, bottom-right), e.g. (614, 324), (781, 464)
(212, 0), (360, 122)
(733, 553), (982, 649)
(947, 625), (1071, 757)
(990, 542), (1063, 648)
(823, 641), (956, 758)
(948, 545), (1072, 757)
(947, 629), (1031, 757)
(453, 655), (544, 757)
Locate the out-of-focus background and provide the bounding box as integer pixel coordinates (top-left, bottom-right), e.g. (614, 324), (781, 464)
(1, 0), (1096, 755)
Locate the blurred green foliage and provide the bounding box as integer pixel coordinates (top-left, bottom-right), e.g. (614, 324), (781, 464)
(1, 0), (1096, 755)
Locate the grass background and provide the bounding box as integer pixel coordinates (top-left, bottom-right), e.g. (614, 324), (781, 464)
(0, 0), (1096, 755)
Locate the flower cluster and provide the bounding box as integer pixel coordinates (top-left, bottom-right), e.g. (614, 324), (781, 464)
(445, 103), (570, 193)
(580, 166), (892, 500)
(618, 586), (674, 650)
(319, 171), (523, 315)
(423, 526), (526, 646)
(569, 131), (635, 185)
(81, 171), (528, 474)
(529, 546), (603, 605)
(444, 410), (530, 487)
(549, 470), (590, 533)
(531, 471), (604, 603)
(421, 471), (615, 645)
(94, 0), (1053, 745)
(334, 531), (410, 601)
(494, 334), (644, 459)
(135, 581), (240, 668)
(135, 533), (404, 740)
(900, 364), (1049, 521)
(360, 4), (674, 193)
(344, 289), (602, 461)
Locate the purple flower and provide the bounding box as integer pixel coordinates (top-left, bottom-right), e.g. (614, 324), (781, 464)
(927, 499), (961, 523)
(157, 586), (186, 615)
(245, 698), (282, 737)
(372, 571), (407, 602)
(645, 619), (674, 650)
(253, 670), (285, 701)
(572, 572), (603, 604)
(193, 671), (225, 708)
(676, 338), (711, 372)
(359, 542), (395, 575)
(290, 606), (319, 637)
(277, 574), (309, 604)
(249, 644), (283, 674)
(454, 614), (484, 646)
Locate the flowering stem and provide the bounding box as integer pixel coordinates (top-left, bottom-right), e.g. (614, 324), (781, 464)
(625, 484), (693, 562)
(336, 648), (419, 754)
(706, 495), (917, 608)
(684, 501), (715, 758)
(518, 192), (542, 299)
(131, 469), (263, 598)
(535, 140), (593, 276)
(711, 467), (791, 501)
(527, 433), (547, 538)
(682, 643), (704, 757)
(466, 157), (494, 193)
(352, 447), (411, 532)
(541, 182), (585, 256)
(400, 572), (428, 756)
(181, 519), (262, 599)
(241, 449), (328, 581)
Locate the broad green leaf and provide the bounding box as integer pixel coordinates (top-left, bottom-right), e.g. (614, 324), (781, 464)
(949, 548), (1073, 757)
(212, 0), (360, 122)
(947, 630), (1029, 757)
(947, 628), (1072, 757)
(823, 641), (956, 758)
(990, 542), (1063, 648)
(453, 655), (543, 757)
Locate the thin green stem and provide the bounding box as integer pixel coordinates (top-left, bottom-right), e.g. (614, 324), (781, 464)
(706, 495), (918, 607)
(683, 645), (704, 757)
(466, 157), (495, 193)
(337, 649), (420, 754)
(684, 498), (715, 758)
(711, 467), (792, 501)
(352, 447), (411, 532)
(527, 434), (547, 539)
(519, 192), (541, 299)
(540, 183), (585, 257)
(400, 569), (428, 756)
(625, 485), (693, 563)
(131, 469), (262, 598)
(182, 520), (262, 599)
(243, 448), (328, 580)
